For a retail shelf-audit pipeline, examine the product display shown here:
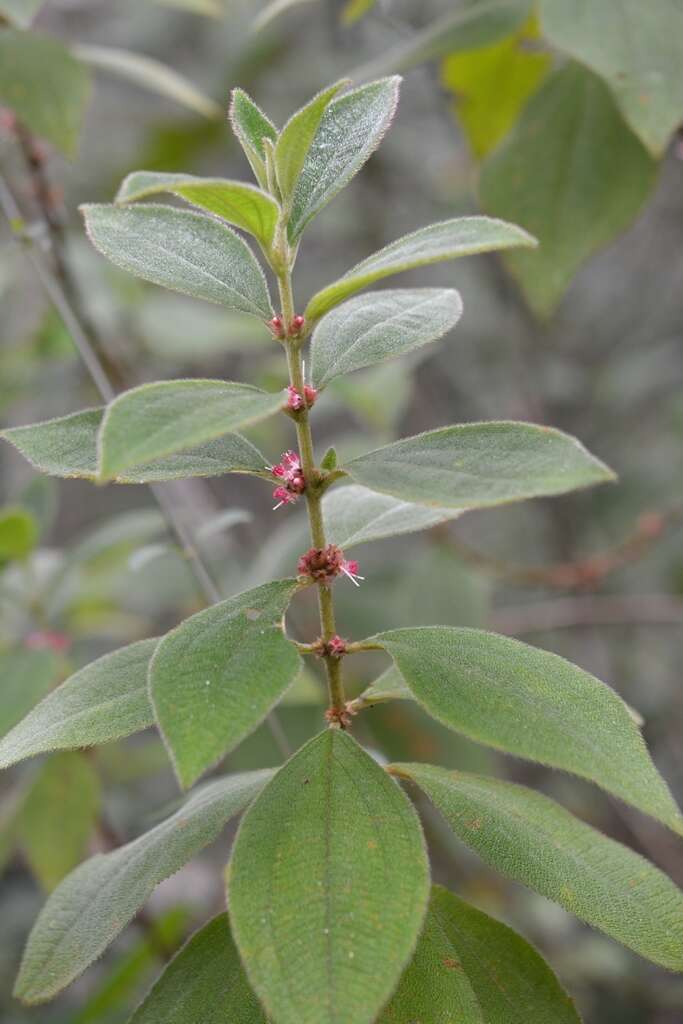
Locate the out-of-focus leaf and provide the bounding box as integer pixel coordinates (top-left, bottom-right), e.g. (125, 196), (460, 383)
(17, 752), (100, 891)
(392, 764), (683, 969)
(0, 506), (38, 564)
(74, 44), (221, 119)
(311, 288), (462, 385)
(18, 476), (58, 537)
(0, 30), (90, 158)
(0, 0), (45, 28)
(0, 647), (59, 739)
(229, 730), (430, 1024)
(541, 0), (683, 155)
(288, 77), (401, 241)
(129, 915), (267, 1023)
(275, 80), (348, 205)
(354, 663), (412, 709)
(341, 0), (375, 26)
(137, 297), (270, 359)
(323, 484), (463, 549)
(252, 0), (318, 33)
(442, 16), (550, 157)
(148, 0), (223, 15)
(305, 217), (536, 321)
(81, 204), (272, 317)
(480, 62), (657, 317)
(229, 88), (278, 190)
(0, 639), (158, 769)
(15, 769), (273, 1004)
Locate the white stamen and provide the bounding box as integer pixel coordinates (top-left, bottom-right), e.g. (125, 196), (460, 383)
(273, 501), (285, 511)
(342, 567), (364, 586)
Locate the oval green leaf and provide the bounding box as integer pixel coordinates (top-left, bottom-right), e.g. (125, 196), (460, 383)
(229, 88), (278, 190)
(324, 483), (464, 548)
(0, 648), (59, 740)
(229, 730), (430, 1024)
(275, 80), (349, 204)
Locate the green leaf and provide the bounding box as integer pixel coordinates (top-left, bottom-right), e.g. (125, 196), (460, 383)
(320, 446), (338, 471)
(0, 30), (90, 158)
(252, 0), (318, 32)
(341, 0), (375, 26)
(275, 80), (349, 205)
(0, 0), (45, 28)
(311, 288), (462, 385)
(541, 0), (683, 155)
(115, 172), (280, 253)
(442, 15), (550, 158)
(129, 915), (267, 1024)
(354, 663), (412, 710)
(385, 885), (582, 1024)
(0, 639), (158, 769)
(288, 76), (401, 242)
(392, 764), (683, 970)
(323, 484), (464, 549)
(305, 217), (537, 321)
(150, 580), (301, 788)
(15, 769), (272, 1004)
(81, 204), (272, 317)
(97, 381), (282, 481)
(479, 62), (657, 318)
(17, 752), (100, 891)
(344, 422), (615, 509)
(229, 730), (430, 1024)
(0, 648), (59, 739)
(374, 627), (683, 834)
(2, 408), (269, 483)
(229, 88), (278, 190)
(0, 506), (38, 564)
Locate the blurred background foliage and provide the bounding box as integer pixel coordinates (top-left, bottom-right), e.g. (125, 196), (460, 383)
(1, 1), (682, 1021)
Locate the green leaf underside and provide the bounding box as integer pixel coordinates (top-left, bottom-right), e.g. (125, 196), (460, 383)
(81, 204), (272, 317)
(375, 628), (683, 834)
(114, 172), (280, 251)
(288, 77), (401, 242)
(15, 770), (273, 1004)
(394, 765), (683, 970)
(385, 885), (581, 1024)
(229, 730), (430, 1024)
(129, 915), (267, 1023)
(311, 288), (463, 385)
(97, 381), (282, 480)
(356, 664), (413, 708)
(150, 580), (301, 789)
(323, 484), (463, 549)
(0, 639), (158, 769)
(276, 81), (349, 204)
(305, 216), (537, 321)
(0, 30), (90, 158)
(229, 88), (278, 189)
(541, 0), (683, 155)
(0, 648), (59, 739)
(344, 422), (614, 509)
(1, 409), (268, 482)
(479, 63), (657, 318)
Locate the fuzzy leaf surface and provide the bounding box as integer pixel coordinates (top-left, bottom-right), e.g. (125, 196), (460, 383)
(311, 287), (462, 385)
(275, 81), (348, 204)
(393, 764), (683, 969)
(81, 204), (272, 317)
(323, 484), (463, 548)
(0, 639), (158, 769)
(150, 580), (300, 788)
(15, 770), (272, 1003)
(305, 216), (536, 321)
(229, 88), (278, 189)
(344, 422), (614, 509)
(0, 648), (59, 739)
(229, 730), (430, 1024)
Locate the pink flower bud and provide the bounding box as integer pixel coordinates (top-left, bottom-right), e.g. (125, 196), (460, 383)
(290, 315), (305, 336)
(267, 315), (285, 339)
(327, 634), (347, 658)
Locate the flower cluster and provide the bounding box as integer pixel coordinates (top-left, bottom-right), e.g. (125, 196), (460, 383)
(297, 544), (363, 586)
(286, 383), (318, 412)
(270, 450), (306, 510)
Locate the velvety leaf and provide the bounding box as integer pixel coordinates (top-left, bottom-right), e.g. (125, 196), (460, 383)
(74, 44), (221, 119)
(17, 752), (100, 891)
(275, 80), (348, 204)
(0, 648), (59, 739)
(229, 730), (430, 1024)
(115, 172), (280, 252)
(2, 408), (269, 483)
(375, 627), (683, 833)
(229, 88), (278, 190)
(129, 915), (267, 1024)
(97, 381), (282, 481)
(15, 769), (272, 1003)
(0, 639), (158, 769)
(323, 484), (463, 549)
(344, 422), (614, 509)
(353, 663), (412, 710)
(81, 204), (272, 317)
(288, 77), (401, 241)
(0, 506), (38, 563)
(479, 63), (657, 317)
(541, 0), (683, 155)
(392, 764), (683, 970)
(399, 886), (582, 1024)
(311, 287), (462, 385)
(305, 217), (536, 321)
(0, 30), (90, 158)
(0, 0), (45, 28)
(150, 580), (301, 788)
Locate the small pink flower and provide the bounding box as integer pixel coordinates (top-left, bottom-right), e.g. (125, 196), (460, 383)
(289, 315), (305, 337)
(286, 383), (318, 411)
(327, 634), (347, 657)
(267, 315), (285, 339)
(269, 450), (306, 509)
(25, 630), (70, 653)
(297, 544), (363, 586)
